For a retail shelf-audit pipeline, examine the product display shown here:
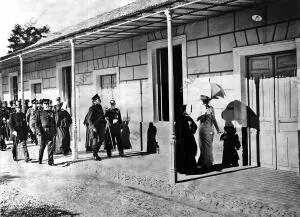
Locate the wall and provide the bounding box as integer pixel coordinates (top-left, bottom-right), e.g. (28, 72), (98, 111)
(1, 0), (300, 161)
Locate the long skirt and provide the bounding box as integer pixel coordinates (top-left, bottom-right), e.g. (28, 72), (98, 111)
(197, 127), (214, 169)
(56, 127), (71, 155)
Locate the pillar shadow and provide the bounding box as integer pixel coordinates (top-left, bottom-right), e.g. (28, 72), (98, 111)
(176, 165), (258, 183)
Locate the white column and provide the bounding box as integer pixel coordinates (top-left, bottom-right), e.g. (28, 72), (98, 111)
(70, 39), (78, 160)
(165, 9), (177, 184)
(19, 55), (24, 112)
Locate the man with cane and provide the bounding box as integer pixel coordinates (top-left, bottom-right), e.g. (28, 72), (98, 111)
(105, 99), (124, 157)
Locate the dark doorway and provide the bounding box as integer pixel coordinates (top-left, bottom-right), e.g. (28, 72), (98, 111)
(12, 76), (18, 100)
(62, 66), (72, 110)
(156, 45), (183, 121)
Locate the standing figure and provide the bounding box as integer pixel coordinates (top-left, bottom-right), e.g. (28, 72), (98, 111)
(105, 100), (123, 157)
(2, 101), (11, 141)
(176, 105), (198, 174)
(55, 102), (72, 155)
(8, 104), (31, 162)
(83, 109), (93, 152)
(220, 122), (241, 168)
(0, 101), (7, 150)
(54, 97), (63, 113)
(26, 99), (39, 146)
(87, 94), (106, 161)
(197, 95), (221, 172)
(36, 99), (56, 166)
(147, 122), (158, 154)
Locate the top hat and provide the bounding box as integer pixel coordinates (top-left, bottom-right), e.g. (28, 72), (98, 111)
(92, 94), (100, 101)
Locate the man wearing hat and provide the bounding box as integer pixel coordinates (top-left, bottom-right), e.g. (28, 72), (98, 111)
(26, 99), (39, 146)
(8, 103), (31, 162)
(0, 101), (7, 151)
(36, 99), (56, 165)
(105, 99), (124, 157)
(87, 94), (106, 161)
(54, 97), (63, 113)
(2, 101), (11, 141)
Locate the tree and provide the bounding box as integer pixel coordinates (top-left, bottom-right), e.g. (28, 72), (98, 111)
(7, 24), (50, 53)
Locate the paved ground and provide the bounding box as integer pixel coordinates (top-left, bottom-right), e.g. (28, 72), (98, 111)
(0, 144), (243, 217)
(1, 142), (300, 217)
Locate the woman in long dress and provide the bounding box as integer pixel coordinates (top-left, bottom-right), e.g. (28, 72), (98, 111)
(197, 95), (221, 171)
(55, 102), (72, 155)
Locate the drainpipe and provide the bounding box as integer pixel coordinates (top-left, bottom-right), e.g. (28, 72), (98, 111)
(165, 9), (177, 184)
(70, 39), (78, 160)
(19, 55), (24, 113)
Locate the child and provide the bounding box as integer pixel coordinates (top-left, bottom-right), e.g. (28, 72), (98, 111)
(220, 123), (241, 168)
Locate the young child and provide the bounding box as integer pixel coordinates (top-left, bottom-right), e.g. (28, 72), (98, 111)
(220, 122), (241, 168)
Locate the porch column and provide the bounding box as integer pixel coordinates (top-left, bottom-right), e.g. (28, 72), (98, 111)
(19, 55), (24, 112)
(296, 38), (300, 175)
(165, 9), (177, 184)
(70, 39), (78, 160)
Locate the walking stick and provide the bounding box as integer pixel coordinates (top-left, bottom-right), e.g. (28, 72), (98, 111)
(106, 121), (114, 150)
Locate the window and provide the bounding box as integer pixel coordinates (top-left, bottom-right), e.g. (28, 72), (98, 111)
(101, 74), (116, 89)
(33, 83), (41, 94)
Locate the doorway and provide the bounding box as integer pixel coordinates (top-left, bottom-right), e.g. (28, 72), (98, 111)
(156, 45), (183, 121)
(12, 76), (18, 100)
(62, 66), (72, 110)
(248, 52), (298, 171)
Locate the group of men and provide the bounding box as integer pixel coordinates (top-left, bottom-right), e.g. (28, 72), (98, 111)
(84, 94), (124, 161)
(0, 97), (72, 166)
(0, 93), (125, 165)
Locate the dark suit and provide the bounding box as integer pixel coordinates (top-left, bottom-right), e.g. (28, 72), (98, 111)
(8, 111), (29, 161)
(87, 104), (106, 157)
(105, 107), (123, 156)
(36, 110), (56, 165)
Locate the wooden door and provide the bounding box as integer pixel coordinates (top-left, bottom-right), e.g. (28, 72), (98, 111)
(274, 53), (298, 171)
(248, 55), (276, 168)
(248, 52), (298, 172)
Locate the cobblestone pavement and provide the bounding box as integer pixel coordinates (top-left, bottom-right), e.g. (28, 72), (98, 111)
(0, 147), (242, 217)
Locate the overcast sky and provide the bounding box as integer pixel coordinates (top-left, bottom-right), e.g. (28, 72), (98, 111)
(0, 0), (135, 57)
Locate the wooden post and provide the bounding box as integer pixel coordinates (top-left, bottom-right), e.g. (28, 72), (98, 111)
(70, 39), (78, 160)
(165, 9), (177, 184)
(19, 55), (24, 113)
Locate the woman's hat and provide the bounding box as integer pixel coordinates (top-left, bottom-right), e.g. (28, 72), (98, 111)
(200, 95), (210, 101)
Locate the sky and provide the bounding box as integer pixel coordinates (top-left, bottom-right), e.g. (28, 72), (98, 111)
(0, 0), (135, 57)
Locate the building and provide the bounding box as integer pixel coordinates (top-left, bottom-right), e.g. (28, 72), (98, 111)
(0, 0), (299, 181)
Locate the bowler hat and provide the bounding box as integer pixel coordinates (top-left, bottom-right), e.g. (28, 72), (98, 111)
(92, 94), (100, 101)
(31, 99), (37, 104)
(110, 99), (116, 105)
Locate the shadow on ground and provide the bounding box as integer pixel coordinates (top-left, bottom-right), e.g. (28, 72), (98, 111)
(0, 174), (20, 184)
(177, 165), (258, 183)
(1, 205), (79, 217)
(54, 151), (154, 167)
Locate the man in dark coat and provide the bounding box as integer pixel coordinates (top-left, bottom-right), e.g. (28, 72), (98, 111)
(8, 104), (31, 162)
(105, 99), (123, 157)
(0, 101), (7, 150)
(54, 97), (63, 113)
(55, 102), (72, 155)
(26, 99), (39, 145)
(2, 101), (11, 141)
(175, 105), (198, 175)
(36, 99), (56, 166)
(83, 109), (93, 152)
(87, 94), (106, 161)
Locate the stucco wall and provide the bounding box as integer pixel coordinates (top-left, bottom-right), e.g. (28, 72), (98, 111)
(1, 0), (300, 161)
